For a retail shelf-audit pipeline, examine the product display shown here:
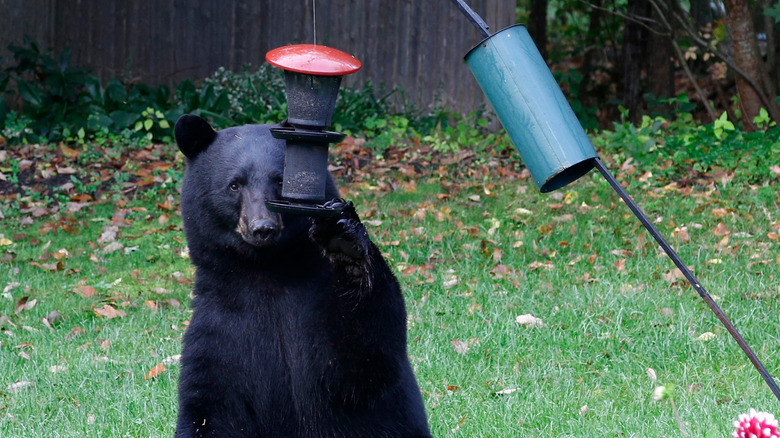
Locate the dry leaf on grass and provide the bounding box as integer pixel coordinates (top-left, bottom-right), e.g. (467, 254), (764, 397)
(93, 304), (125, 319)
(451, 339), (470, 355)
(6, 380), (36, 393)
(515, 314), (545, 328)
(74, 285), (97, 298)
(493, 387), (520, 396)
(145, 363), (166, 379)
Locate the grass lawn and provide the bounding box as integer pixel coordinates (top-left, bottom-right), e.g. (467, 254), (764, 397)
(1, 140), (779, 437)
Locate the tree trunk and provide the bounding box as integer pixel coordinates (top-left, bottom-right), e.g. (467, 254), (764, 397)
(761, 0), (777, 97)
(722, 0), (780, 129)
(646, 5), (675, 114)
(619, 0), (650, 122)
(527, 0), (548, 61)
(580, 0), (604, 108)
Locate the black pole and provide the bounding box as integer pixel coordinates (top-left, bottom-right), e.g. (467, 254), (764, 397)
(449, 0), (491, 38)
(592, 156), (780, 402)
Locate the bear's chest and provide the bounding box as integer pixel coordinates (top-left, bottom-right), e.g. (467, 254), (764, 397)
(186, 266), (340, 377)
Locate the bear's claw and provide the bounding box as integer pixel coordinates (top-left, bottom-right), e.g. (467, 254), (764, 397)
(310, 199), (369, 267)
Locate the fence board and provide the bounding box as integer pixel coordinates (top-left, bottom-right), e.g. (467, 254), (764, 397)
(1, 0), (514, 114)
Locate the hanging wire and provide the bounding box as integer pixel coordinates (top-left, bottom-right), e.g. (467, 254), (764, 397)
(312, 0), (317, 46)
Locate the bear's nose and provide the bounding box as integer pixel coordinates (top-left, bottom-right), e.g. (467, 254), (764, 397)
(250, 219), (280, 242)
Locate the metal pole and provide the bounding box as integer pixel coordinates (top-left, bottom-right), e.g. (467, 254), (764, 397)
(449, 0), (491, 38)
(592, 156), (780, 402)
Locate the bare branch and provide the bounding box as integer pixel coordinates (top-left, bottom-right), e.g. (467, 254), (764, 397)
(576, 0), (668, 36)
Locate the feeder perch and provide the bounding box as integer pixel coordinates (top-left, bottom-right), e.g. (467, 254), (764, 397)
(264, 44), (361, 216)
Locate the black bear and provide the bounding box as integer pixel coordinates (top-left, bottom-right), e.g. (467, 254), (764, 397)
(173, 115), (431, 438)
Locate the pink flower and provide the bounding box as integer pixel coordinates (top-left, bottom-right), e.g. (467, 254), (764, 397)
(733, 409), (780, 438)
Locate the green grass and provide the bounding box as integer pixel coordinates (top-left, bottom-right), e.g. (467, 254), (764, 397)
(2, 146), (779, 437)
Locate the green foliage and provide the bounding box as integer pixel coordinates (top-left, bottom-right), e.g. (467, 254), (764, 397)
(764, 1), (780, 24)
(133, 107), (172, 143)
(713, 111), (735, 140)
(183, 65), (285, 127)
(2, 38), (175, 145)
(422, 112), (500, 154)
(332, 81), (395, 135)
(595, 112), (780, 185)
(363, 115), (412, 156)
(1, 39), (403, 147)
(5, 37), (96, 142)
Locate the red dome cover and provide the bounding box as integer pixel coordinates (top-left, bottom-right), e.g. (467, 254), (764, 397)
(266, 44), (362, 76)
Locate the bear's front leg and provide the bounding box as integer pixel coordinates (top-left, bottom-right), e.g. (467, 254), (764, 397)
(309, 199), (375, 287)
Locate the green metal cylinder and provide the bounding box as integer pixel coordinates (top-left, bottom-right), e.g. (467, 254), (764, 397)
(465, 25), (597, 192)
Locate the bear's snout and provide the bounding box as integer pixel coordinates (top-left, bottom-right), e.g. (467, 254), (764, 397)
(237, 190), (283, 246)
(249, 219), (280, 243)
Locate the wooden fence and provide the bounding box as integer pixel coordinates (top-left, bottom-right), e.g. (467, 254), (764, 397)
(1, 0), (515, 114)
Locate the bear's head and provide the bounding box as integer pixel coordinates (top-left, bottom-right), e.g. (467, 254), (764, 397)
(174, 115), (339, 262)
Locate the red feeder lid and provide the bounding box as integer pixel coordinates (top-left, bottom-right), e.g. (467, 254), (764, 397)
(266, 44), (362, 76)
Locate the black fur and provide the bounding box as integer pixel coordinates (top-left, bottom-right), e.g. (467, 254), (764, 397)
(173, 115), (431, 438)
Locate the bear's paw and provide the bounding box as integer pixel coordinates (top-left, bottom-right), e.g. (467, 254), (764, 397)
(309, 199), (372, 279)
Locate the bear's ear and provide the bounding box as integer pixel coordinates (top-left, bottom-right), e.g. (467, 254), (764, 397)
(175, 115), (217, 160)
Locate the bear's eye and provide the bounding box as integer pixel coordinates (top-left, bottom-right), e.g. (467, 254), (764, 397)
(228, 182), (240, 192)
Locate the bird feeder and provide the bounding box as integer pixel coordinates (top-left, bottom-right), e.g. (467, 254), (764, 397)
(466, 25), (598, 192)
(264, 44), (361, 216)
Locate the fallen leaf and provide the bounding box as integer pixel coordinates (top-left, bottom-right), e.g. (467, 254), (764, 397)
(710, 208), (733, 218)
(102, 241), (125, 253)
(493, 388), (520, 396)
(65, 326), (85, 340)
(74, 285), (97, 298)
(15, 296), (37, 313)
(697, 332), (716, 341)
(3, 281), (21, 294)
(144, 363), (166, 379)
(489, 264), (512, 278)
(442, 275), (458, 289)
(672, 227), (690, 243)
(161, 355), (181, 366)
(56, 166), (77, 175)
(451, 339), (470, 355)
(93, 305), (125, 319)
(6, 380), (36, 393)
(161, 299), (181, 308)
(646, 368), (657, 381)
(528, 261), (554, 271)
(663, 268), (686, 283)
(515, 314), (545, 328)
(97, 226), (118, 244)
(712, 222), (731, 236)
